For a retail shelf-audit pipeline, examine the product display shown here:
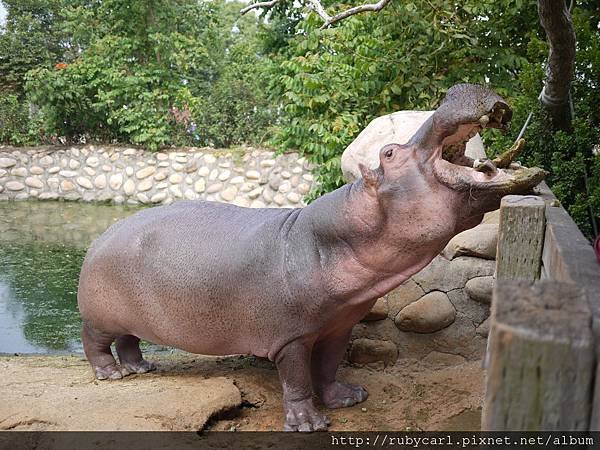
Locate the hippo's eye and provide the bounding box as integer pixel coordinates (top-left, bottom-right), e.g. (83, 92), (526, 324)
(384, 148), (394, 158)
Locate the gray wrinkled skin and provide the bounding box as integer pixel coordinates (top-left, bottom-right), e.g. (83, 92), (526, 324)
(78, 84), (545, 432)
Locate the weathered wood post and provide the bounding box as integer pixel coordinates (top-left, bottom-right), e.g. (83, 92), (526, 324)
(482, 281), (594, 430)
(495, 195), (546, 282)
(482, 194), (596, 430)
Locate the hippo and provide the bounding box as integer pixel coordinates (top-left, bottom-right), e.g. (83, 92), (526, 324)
(77, 84), (545, 432)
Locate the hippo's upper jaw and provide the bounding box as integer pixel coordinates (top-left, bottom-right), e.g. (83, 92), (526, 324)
(412, 84), (546, 210)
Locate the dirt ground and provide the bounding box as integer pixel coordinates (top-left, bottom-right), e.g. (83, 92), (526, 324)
(0, 353), (484, 432)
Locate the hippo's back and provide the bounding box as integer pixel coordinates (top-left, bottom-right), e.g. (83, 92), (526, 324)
(78, 201), (301, 357)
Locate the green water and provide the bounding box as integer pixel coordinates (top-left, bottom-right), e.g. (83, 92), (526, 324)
(0, 201), (144, 354)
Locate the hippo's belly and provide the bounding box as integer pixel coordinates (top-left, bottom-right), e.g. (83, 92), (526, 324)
(77, 201), (306, 359)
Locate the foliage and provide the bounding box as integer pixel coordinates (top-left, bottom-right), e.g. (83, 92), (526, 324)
(0, 95), (46, 146)
(270, 0), (540, 198)
(485, 2), (600, 238)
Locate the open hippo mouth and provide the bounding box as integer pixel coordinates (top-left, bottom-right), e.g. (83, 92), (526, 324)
(418, 84), (547, 194)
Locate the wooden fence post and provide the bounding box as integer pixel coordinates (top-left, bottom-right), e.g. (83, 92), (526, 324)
(482, 281), (594, 430)
(496, 195), (546, 281)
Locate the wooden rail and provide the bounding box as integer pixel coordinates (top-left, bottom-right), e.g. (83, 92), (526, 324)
(482, 184), (600, 431)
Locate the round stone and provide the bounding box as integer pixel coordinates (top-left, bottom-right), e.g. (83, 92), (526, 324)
(102, 164), (112, 172)
(169, 173), (183, 184)
(125, 166), (134, 176)
(158, 162), (170, 168)
(86, 156), (99, 167)
(273, 194), (285, 206)
(69, 159), (80, 169)
(38, 156), (53, 167)
(262, 188), (274, 203)
(59, 170), (77, 178)
(185, 176), (193, 185)
(259, 159), (275, 168)
(60, 180), (75, 192)
(218, 161), (231, 168)
(198, 166), (210, 177)
(123, 148), (137, 156)
(154, 171), (168, 181)
(248, 187), (263, 199)
(209, 169), (219, 181)
(151, 192), (167, 203)
(83, 167), (96, 176)
(230, 176), (244, 184)
(136, 166), (156, 179)
(137, 179), (153, 192)
(194, 179), (206, 193)
(250, 200), (266, 208)
(220, 186), (238, 202)
(172, 163), (185, 171)
(246, 170), (260, 180)
(48, 166), (60, 174)
(292, 167), (303, 174)
(136, 193), (149, 204)
(302, 173), (314, 182)
(465, 276), (494, 305)
(39, 192), (58, 200)
(156, 153), (168, 161)
(278, 181), (292, 193)
(77, 177), (93, 190)
(232, 197), (250, 207)
(11, 167), (28, 177)
(25, 177), (44, 189)
(0, 169), (7, 178)
(47, 178), (59, 189)
(30, 166), (44, 175)
(204, 155), (217, 164)
(218, 170), (231, 181)
(6, 181), (25, 191)
(287, 192), (301, 203)
(281, 170), (291, 179)
(395, 291), (456, 333)
(123, 179), (135, 195)
(169, 185), (183, 198)
(156, 182), (168, 190)
(109, 173), (123, 190)
(94, 174), (107, 189)
(184, 189), (197, 200)
(176, 156), (188, 164)
(298, 183), (311, 194)
(0, 157), (17, 168)
(206, 183), (223, 194)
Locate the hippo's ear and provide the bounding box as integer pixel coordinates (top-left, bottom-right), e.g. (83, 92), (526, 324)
(359, 163), (381, 194)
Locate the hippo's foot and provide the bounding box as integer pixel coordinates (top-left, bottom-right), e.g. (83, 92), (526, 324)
(318, 381), (368, 409)
(283, 398), (330, 432)
(120, 359), (156, 377)
(93, 363), (123, 381)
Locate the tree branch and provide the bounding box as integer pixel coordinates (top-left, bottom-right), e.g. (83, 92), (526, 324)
(319, 0), (392, 28)
(537, 0), (576, 131)
(240, 0), (281, 15)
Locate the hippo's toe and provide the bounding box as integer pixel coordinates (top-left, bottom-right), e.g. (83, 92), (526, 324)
(120, 360), (156, 377)
(319, 381), (368, 409)
(94, 364), (123, 381)
(283, 398), (330, 432)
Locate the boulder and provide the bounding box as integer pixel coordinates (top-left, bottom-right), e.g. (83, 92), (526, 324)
(476, 316), (491, 337)
(362, 298), (388, 321)
(413, 255), (495, 293)
(465, 276), (494, 305)
(395, 291), (456, 333)
(341, 110), (486, 182)
(442, 223), (499, 260)
(348, 338), (398, 366)
(385, 278), (425, 318)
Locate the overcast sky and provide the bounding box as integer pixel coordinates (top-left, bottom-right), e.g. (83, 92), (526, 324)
(0, 2), (6, 27)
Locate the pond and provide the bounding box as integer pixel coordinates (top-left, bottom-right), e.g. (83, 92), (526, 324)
(0, 201), (148, 354)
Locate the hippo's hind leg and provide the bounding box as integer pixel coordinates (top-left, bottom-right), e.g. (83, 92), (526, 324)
(81, 322), (122, 380)
(115, 335), (156, 376)
(311, 330), (368, 409)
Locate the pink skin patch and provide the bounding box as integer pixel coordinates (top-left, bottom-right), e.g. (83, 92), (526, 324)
(594, 235), (600, 263)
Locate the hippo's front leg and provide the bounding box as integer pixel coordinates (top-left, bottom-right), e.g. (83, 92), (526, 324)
(312, 331), (368, 408)
(275, 340), (330, 432)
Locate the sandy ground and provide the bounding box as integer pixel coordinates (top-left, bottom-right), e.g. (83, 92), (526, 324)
(0, 353), (484, 432)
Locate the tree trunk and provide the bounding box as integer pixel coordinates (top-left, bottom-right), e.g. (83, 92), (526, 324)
(537, 0), (576, 132)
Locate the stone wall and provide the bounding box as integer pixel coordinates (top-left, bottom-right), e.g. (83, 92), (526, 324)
(0, 145), (313, 207)
(348, 213), (499, 367)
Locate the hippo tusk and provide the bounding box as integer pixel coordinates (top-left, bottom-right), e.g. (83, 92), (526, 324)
(492, 138), (526, 169)
(479, 115), (490, 128)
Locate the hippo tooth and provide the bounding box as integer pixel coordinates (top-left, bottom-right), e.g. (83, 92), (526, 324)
(479, 115), (489, 128)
